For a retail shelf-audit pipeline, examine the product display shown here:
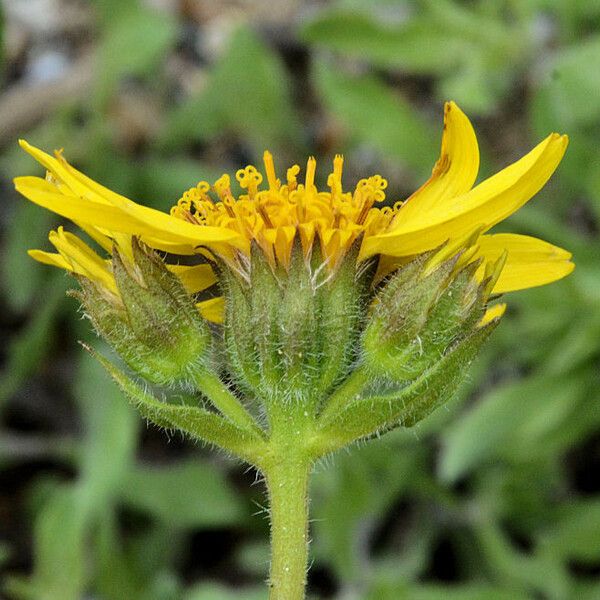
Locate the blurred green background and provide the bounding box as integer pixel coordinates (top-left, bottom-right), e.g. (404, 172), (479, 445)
(1, 0), (599, 598)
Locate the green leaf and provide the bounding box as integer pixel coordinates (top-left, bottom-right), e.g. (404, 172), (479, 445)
(75, 351), (139, 512)
(0, 275), (67, 413)
(439, 374), (588, 482)
(94, 512), (147, 600)
(96, 6), (177, 105)
(2, 202), (54, 312)
(367, 579), (530, 600)
(312, 58), (437, 177)
(4, 488), (88, 600)
(91, 0), (141, 24)
(533, 36), (600, 129)
(0, 541), (10, 568)
(303, 5), (526, 114)
(543, 500), (600, 562)
(236, 541), (270, 576)
(317, 322), (497, 454)
(121, 460), (243, 528)
(134, 158), (225, 211)
(301, 11), (465, 74)
(86, 346), (265, 463)
(162, 27), (302, 155)
(475, 521), (571, 599)
(312, 439), (422, 581)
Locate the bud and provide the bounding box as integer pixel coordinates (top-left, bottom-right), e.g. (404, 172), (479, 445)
(362, 252), (488, 384)
(73, 239), (211, 385)
(220, 240), (371, 405)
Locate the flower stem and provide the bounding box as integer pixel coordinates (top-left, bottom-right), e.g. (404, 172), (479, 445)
(319, 366), (368, 423)
(265, 456), (311, 600)
(190, 367), (261, 435)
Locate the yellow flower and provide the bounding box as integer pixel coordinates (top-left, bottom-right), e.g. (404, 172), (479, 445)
(15, 102), (573, 324)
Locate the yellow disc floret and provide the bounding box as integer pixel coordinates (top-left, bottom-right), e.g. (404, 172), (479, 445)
(170, 152), (396, 270)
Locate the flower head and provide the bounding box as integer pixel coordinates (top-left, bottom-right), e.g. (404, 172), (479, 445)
(13, 102), (574, 429)
(15, 102), (572, 326)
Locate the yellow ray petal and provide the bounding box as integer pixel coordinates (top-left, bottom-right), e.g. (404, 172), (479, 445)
(396, 101), (479, 222)
(478, 303), (507, 327)
(49, 227), (116, 292)
(168, 264), (218, 294)
(28, 249), (72, 271)
(17, 141), (246, 250)
(75, 222), (114, 253)
(197, 297), (224, 323)
(14, 176), (241, 248)
(475, 233), (574, 293)
(19, 140), (112, 205)
(362, 133), (568, 259)
(30, 231), (118, 293)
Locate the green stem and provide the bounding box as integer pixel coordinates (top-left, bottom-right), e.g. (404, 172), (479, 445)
(191, 367), (261, 436)
(319, 367), (369, 423)
(265, 457), (311, 600)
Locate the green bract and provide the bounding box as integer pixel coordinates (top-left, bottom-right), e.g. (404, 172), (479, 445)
(79, 239), (499, 462)
(74, 239), (211, 387)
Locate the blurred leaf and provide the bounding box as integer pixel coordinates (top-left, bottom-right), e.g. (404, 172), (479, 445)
(94, 512), (142, 600)
(236, 540), (270, 577)
(135, 158), (225, 211)
(5, 488), (88, 600)
(92, 0), (141, 24)
(572, 580), (600, 600)
(542, 500), (600, 562)
(303, 4), (527, 114)
(0, 5), (4, 79)
(439, 374), (587, 482)
(367, 578), (530, 600)
(313, 58), (437, 177)
(75, 350), (139, 512)
(301, 10), (465, 74)
(126, 524), (184, 591)
(475, 522), (571, 598)
(312, 440), (421, 581)
(95, 513), (181, 600)
(539, 315), (600, 375)
(96, 5), (177, 105)
(0, 275), (67, 411)
(2, 202), (53, 311)
(534, 36), (600, 129)
(184, 584), (266, 600)
(121, 460), (243, 528)
(0, 541), (10, 567)
(162, 27), (302, 155)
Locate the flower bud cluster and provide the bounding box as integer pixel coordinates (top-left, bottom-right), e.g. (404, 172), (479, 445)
(363, 253), (486, 384)
(71, 236), (501, 444)
(73, 240), (211, 386)
(219, 241), (372, 406)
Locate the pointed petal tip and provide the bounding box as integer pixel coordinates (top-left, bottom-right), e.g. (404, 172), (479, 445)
(13, 175), (31, 191)
(444, 100), (465, 114)
(18, 139), (40, 157)
(479, 303), (507, 328)
(548, 132), (569, 148)
(563, 260), (576, 276)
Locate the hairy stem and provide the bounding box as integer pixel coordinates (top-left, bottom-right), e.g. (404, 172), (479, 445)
(319, 367), (368, 423)
(265, 456), (311, 600)
(190, 367), (262, 435)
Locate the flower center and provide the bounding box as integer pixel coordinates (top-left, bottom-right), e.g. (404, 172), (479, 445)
(170, 152), (399, 269)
